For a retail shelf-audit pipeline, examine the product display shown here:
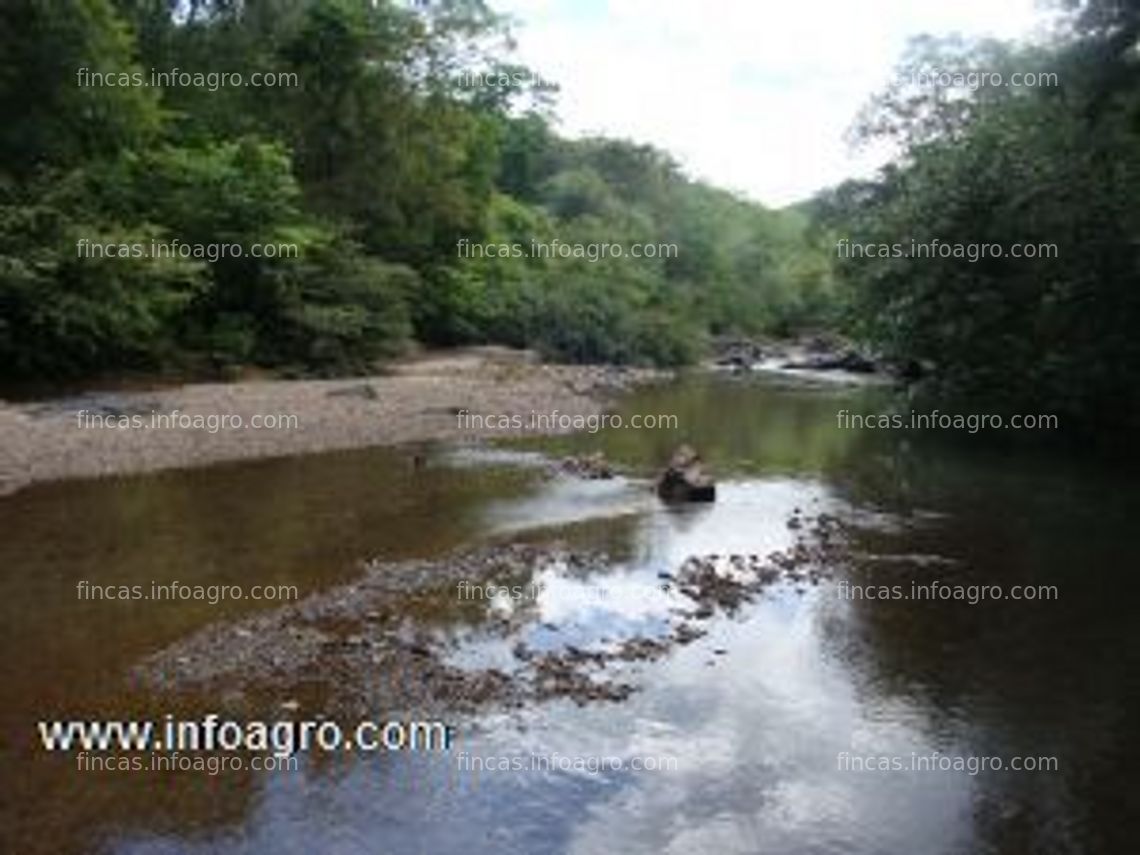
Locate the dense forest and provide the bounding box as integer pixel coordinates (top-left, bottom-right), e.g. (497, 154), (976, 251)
(813, 0), (1140, 431)
(2, 0), (1137, 432)
(0, 0), (835, 381)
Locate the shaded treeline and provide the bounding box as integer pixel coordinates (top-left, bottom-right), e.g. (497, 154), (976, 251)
(813, 0), (1140, 431)
(0, 0), (834, 381)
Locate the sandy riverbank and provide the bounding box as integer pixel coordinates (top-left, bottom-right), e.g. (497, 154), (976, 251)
(0, 348), (667, 496)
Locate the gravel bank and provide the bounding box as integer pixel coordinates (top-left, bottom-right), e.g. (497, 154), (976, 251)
(0, 348), (666, 496)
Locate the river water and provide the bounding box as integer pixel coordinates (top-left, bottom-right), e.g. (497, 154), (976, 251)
(2, 371), (1136, 855)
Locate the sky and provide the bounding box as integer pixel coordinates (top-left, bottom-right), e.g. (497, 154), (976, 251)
(490, 0), (1054, 208)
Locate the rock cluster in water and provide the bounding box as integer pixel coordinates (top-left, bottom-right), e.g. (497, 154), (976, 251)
(556, 451), (615, 479)
(134, 510), (846, 720)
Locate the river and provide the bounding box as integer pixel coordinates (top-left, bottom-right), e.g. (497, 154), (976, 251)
(2, 370), (1136, 855)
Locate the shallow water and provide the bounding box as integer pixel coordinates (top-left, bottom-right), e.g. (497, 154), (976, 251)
(3, 372), (1137, 855)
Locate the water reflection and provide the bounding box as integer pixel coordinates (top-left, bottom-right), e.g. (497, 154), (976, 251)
(2, 373), (1137, 854)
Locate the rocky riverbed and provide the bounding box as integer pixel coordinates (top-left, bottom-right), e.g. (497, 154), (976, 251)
(709, 334), (899, 382)
(133, 508), (848, 722)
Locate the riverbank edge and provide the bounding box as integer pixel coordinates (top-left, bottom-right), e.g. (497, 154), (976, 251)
(0, 347), (670, 496)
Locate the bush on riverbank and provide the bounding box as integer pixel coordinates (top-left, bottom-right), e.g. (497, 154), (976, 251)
(819, 6), (1140, 430)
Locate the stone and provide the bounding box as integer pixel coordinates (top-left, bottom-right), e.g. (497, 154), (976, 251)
(656, 445), (716, 502)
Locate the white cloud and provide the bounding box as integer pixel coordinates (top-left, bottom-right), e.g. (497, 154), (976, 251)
(493, 0), (1051, 206)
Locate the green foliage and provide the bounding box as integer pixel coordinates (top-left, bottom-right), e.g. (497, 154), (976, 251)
(0, 176), (205, 377)
(0, 0), (162, 176)
(267, 245), (414, 372)
(1, 0), (832, 383)
(830, 12), (1140, 430)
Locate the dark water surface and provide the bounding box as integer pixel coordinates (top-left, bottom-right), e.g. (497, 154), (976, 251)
(3, 372), (1137, 854)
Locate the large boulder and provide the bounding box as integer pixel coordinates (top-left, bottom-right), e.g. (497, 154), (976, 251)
(657, 445), (716, 502)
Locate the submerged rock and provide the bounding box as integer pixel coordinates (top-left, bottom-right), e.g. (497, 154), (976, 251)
(782, 348), (877, 374)
(558, 451), (614, 480)
(657, 445), (716, 502)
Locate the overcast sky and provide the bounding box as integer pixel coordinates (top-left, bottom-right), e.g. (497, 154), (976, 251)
(491, 0), (1054, 207)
